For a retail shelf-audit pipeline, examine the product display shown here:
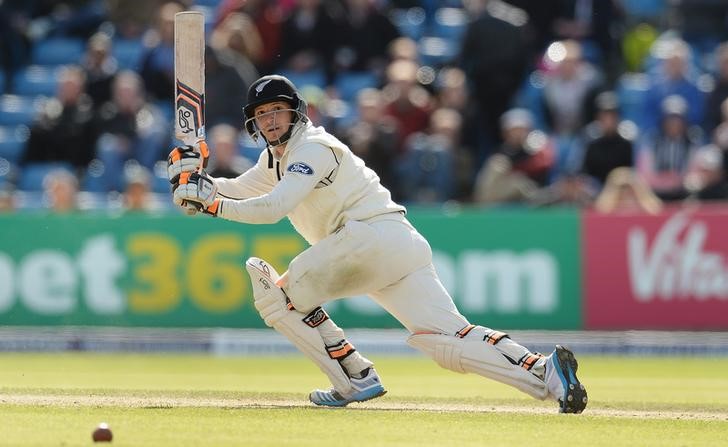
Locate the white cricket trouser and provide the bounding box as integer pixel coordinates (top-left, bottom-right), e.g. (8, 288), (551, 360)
(283, 212), (469, 335)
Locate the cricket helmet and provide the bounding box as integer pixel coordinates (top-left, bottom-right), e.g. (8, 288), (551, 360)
(243, 75), (308, 146)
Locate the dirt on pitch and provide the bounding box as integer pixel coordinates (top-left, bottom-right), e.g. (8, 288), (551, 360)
(2, 393), (726, 421)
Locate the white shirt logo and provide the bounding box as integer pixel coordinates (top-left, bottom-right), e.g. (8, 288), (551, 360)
(255, 79), (272, 96)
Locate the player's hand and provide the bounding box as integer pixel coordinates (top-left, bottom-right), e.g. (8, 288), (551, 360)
(173, 171), (219, 216)
(167, 140), (210, 185)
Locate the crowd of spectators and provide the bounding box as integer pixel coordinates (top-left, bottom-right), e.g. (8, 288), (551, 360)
(1, 0), (728, 214)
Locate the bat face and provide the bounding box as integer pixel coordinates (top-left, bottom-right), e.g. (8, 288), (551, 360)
(174, 11), (205, 145)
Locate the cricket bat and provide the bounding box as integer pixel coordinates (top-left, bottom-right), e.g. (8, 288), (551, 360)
(174, 11), (207, 213)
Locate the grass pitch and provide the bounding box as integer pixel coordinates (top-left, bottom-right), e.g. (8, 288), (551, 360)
(1, 353), (727, 446)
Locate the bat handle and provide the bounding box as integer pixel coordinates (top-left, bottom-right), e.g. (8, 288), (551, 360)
(182, 139), (209, 215)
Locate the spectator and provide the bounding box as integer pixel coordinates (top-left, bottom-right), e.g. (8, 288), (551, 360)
(541, 40), (604, 136)
(121, 164), (157, 212)
(22, 66), (96, 170)
(594, 167), (663, 214)
(43, 169), (80, 213)
(636, 95), (702, 200)
(205, 45), (251, 128)
(277, 0), (339, 81)
(107, 0), (164, 40)
(580, 91), (636, 186)
(434, 67), (468, 111)
(643, 38), (705, 132)
(94, 70), (169, 191)
(397, 108), (463, 204)
(216, 0), (285, 74)
(338, 88), (400, 197)
(434, 66), (479, 193)
(459, 0), (531, 162)
(139, 2), (181, 102)
(713, 100), (728, 173)
(0, 2), (32, 88)
(381, 59), (434, 152)
(333, 0), (400, 76)
(206, 124), (253, 179)
(0, 185), (16, 212)
(210, 12), (261, 84)
(683, 144), (728, 201)
(473, 108), (555, 204)
(549, 0), (625, 73)
(82, 32), (119, 107)
(704, 42), (728, 133)
(530, 173), (597, 207)
(675, 0), (728, 46)
(539, 40), (604, 177)
(388, 36), (418, 63)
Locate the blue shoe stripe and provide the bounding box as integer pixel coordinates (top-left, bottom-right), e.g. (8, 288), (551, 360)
(310, 384), (386, 407)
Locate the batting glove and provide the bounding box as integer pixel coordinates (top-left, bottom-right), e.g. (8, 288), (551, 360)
(167, 140), (210, 185)
(173, 171), (219, 215)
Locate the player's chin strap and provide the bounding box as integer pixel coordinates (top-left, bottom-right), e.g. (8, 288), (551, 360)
(408, 325), (549, 400)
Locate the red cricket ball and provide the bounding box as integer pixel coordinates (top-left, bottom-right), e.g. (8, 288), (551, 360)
(92, 423), (113, 443)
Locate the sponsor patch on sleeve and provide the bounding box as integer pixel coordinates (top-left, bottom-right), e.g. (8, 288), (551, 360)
(286, 162), (314, 175)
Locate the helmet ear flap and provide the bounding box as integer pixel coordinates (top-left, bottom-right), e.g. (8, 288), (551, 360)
(244, 116), (257, 139)
(296, 94), (308, 122)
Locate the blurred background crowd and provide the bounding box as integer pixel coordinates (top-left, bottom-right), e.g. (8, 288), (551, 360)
(1, 0), (728, 214)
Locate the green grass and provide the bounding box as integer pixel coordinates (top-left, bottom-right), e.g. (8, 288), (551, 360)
(1, 353), (727, 446)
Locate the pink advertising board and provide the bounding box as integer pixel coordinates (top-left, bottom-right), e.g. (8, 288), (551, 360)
(584, 205), (728, 329)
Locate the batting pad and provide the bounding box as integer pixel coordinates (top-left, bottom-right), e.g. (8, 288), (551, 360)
(245, 257), (353, 395)
(407, 330), (549, 400)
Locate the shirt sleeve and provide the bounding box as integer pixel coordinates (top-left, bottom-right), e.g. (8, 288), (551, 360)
(213, 159), (274, 200)
(217, 143), (338, 224)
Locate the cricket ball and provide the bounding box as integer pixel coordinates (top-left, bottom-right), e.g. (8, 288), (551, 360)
(92, 423), (113, 442)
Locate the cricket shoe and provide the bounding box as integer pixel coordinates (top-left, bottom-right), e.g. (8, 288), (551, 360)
(309, 367), (387, 407)
(544, 345), (588, 413)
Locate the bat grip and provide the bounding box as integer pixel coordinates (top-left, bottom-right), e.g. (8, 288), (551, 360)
(182, 139), (208, 215)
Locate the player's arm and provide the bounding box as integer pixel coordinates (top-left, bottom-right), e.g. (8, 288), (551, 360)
(213, 150), (275, 199)
(217, 143), (337, 223)
(168, 142), (274, 213)
(173, 143), (336, 221)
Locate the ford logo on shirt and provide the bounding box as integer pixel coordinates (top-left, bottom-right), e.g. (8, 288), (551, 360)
(287, 162), (314, 175)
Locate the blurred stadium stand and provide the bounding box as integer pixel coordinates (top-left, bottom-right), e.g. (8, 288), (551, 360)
(335, 71), (380, 102)
(0, 95), (41, 126)
(112, 38), (144, 70)
(13, 66), (61, 97)
(31, 37), (86, 66)
(0, 125), (30, 164)
(17, 162), (74, 191)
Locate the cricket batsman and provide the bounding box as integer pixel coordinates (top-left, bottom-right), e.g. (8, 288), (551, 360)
(168, 74), (588, 413)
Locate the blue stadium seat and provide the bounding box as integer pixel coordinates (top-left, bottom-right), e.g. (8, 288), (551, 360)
(18, 162), (74, 191)
(151, 172), (172, 194)
(31, 37), (85, 66)
(418, 37), (458, 67)
(279, 69), (327, 89)
(112, 39), (144, 70)
(194, 0), (222, 7)
(0, 95), (40, 126)
(622, 0), (667, 20)
(616, 73), (650, 129)
(13, 66), (61, 97)
(0, 125), (30, 164)
(431, 7), (467, 43)
(335, 72), (380, 102)
(389, 8), (427, 40)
